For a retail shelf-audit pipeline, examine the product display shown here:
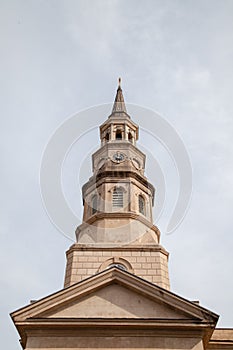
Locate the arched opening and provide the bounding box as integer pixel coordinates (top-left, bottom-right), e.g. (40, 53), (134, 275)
(112, 188), (124, 208)
(91, 195), (98, 215)
(105, 132), (109, 141)
(108, 263), (127, 271)
(116, 130), (122, 140)
(138, 195), (145, 216)
(98, 257), (134, 273)
(128, 132), (133, 143)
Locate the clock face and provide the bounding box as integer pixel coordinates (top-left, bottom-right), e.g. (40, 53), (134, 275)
(112, 152), (125, 162)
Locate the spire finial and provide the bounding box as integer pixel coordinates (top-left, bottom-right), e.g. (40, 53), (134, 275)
(111, 77), (127, 114)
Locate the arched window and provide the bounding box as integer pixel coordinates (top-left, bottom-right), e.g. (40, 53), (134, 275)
(112, 188), (124, 208)
(105, 132), (109, 141)
(91, 195), (97, 214)
(128, 132), (133, 143)
(138, 195), (145, 215)
(116, 130), (122, 140)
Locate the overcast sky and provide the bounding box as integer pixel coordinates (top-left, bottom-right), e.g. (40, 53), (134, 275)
(1, 1), (233, 348)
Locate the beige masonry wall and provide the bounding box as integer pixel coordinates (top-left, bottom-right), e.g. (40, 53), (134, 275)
(64, 244), (170, 290)
(25, 335), (204, 350)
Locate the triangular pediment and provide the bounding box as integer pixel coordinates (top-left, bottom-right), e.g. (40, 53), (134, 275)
(42, 283), (190, 319)
(11, 267), (218, 324)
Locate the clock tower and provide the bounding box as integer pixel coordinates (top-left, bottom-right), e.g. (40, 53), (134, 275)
(64, 79), (170, 290)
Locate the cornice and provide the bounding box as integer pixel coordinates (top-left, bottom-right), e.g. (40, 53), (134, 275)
(15, 318), (210, 349)
(66, 243), (168, 254)
(79, 211), (159, 233)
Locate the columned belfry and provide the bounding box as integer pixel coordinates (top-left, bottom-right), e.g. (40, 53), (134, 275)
(64, 79), (170, 289)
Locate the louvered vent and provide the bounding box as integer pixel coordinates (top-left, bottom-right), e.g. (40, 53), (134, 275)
(112, 188), (124, 208)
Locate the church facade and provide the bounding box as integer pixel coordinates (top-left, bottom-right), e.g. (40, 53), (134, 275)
(11, 81), (233, 349)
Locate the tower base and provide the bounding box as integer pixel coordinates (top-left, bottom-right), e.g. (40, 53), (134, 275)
(64, 244), (170, 290)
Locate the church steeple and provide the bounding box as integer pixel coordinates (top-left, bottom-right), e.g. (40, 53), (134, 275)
(64, 82), (170, 291)
(111, 78), (127, 114)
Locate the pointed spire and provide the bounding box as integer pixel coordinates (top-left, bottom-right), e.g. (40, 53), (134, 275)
(112, 77), (127, 113)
